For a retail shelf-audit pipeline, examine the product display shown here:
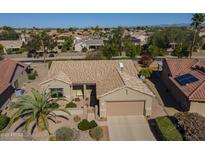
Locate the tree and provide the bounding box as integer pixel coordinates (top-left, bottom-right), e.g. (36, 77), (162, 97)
(190, 13), (205, 58)
(26, 32), (41, 51)
(147, 27), (203, 57)
(7, 89), (69, 135)
(39, 31), (56, 63)
(0, 26), (19, 40)
(61, 36), (74, 52)
(174, 112), (205, 141)
(100, 44), (118, 59)
(108, 27), (124, 56)
(57, 28), (65, 33)
(172, 44), (189, 58)
(147, 45), (165, 57)
(124, 42), (140, 58)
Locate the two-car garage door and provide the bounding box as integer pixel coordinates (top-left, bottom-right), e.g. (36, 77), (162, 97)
(106, 101), (145, 116)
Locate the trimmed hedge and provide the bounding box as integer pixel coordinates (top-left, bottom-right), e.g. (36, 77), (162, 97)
(66, 101), (77, 108)
(139, 68), (153, 78)
(89, 127), (103, 141)
(78, 119), (98, 131)
(156, 116), (183, 141)
(89, 120), (98, 129)
(0, 114), (10, 131)
(28, 70), (38, 80)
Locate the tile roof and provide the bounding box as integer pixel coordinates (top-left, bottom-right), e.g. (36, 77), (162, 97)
(165, 58), (198, 76)
(0, 59), (28, 94)
(44, 60), (153, 97)
(164, 58), (205, 101)
(84, 39), (104, 45)
(117, 70), (154, 96)
(75, 39), (104, 46)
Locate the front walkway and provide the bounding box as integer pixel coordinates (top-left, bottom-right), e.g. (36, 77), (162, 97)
(107, 116), (156, 141)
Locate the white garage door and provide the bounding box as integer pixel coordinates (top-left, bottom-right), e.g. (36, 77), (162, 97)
(106, 101), (144, 116)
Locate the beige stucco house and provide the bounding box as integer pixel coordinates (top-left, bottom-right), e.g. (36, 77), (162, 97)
(74, 39), (104, 52)
(40, 60), (154, 118)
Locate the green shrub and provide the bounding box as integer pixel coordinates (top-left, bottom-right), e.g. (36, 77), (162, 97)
(55, 127), (79, 141)
(28, 73), (36, 80)
(89, 120), (98, 129)
(174, 112), (205, 141)
(156, 116), (183, 141)
(49, 103), (60, 109)
(0, 114), (10, 131)
(66, 101), (77, 108)
(48, 136), (56, 141)
(78, 119), (90, 131)
(89, 127), (103, 141)
(78, 119), (98, 131)
(73, 115), (81, 122)
(19, 47), (27, 53)
(139, 68), (153, 78)
(6, 48), (13, 54)
(27, 70), (38, 80)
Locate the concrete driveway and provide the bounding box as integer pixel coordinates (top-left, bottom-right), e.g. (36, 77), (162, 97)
(107, 116), (156, 141)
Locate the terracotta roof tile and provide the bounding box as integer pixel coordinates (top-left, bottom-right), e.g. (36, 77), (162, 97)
(0, 59), (28, 94)
(165, 58), (205, 101)
(44, 60), (153, 97)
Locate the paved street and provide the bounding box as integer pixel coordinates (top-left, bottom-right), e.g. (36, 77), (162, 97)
(107, 116), (156, 141)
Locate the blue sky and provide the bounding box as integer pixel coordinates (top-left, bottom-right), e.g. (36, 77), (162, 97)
(0, 13), (193, 28)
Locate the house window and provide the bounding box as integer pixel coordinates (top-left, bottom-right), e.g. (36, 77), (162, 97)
(50, 88), (64, 98)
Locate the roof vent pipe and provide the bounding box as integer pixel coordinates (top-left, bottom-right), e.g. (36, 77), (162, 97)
(119, 62), (124, 72)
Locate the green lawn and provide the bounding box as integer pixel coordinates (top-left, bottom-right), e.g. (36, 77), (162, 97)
(156, 116), (183, 141)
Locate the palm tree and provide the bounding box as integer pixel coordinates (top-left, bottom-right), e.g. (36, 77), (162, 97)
(39, 31), (56, 64)
(7, 89), (69, 135)
(190, 13), (205, 58)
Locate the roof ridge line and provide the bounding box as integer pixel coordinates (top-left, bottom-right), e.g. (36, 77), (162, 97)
(115, 68), (126, 86)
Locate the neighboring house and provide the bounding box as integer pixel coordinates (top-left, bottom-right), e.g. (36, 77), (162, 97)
(161, 58), (205, 111)
(56, 39), (65, 50)
(0, 59), (29, 109)
(20, 33), (30, 44)
(0, 40), (23, 54)
(41, 60), (154, 118)
(129, 30), (148, 45)
(74, 39), (104, 52)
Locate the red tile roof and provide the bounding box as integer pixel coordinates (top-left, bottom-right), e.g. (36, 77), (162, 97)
(165, 58), (205, 101)
(0, 59), (28, 94)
